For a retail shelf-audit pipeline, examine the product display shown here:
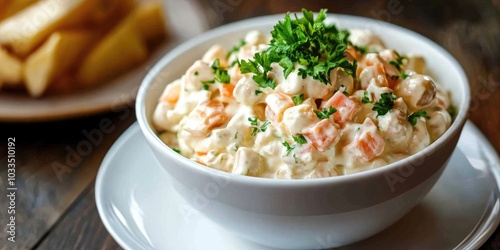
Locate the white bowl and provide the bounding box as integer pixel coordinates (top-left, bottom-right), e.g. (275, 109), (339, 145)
(136, 14), (470, 249)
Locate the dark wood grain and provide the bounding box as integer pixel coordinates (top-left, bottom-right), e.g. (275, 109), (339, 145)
(0, 108), (135, 250)
(0, 0), (497, 249)
(35, 183), (122, 250)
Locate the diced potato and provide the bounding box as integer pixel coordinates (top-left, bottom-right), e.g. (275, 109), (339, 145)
(0, 0), (38, 21)
(24, 30), (95, 97)
(134, 1), (167, 45)
(76, 15), (148, 86)
(0, 48), (23, 86)
(0, 0), (100, 56)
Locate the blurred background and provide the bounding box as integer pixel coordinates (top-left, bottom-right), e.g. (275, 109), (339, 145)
(0, 0), (498, 249)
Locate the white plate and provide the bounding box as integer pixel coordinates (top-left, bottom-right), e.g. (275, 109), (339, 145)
(0, 0), (209, 122)
(95, 121), (500, 250)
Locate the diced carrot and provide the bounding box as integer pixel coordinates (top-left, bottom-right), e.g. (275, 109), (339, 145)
(265, 92), (294, 122)
(183, 100), (227, 136)
(219, 83), (235, 98)
(321, 91), (359, 125)
(345, 118), (385, 162)
(304, 119), (340, 152)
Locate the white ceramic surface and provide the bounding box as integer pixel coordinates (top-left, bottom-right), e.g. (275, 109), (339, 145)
(0, 0), (208, 122)
(95, 121), (500, 250)
(135, 14), (470, 248)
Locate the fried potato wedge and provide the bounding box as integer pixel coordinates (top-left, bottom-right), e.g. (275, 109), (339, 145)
(76, 16), (148, 87)
(0, 48), (23, 87)
(135, 2), (167, 45)
(0, 0), (38, 21)
(24, 30), (96, 97)
(0, 0), (100, 56)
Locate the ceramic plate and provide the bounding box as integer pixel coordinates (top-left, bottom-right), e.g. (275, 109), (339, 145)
(0, 0), (209, 122)
(95, 121), (500, 250)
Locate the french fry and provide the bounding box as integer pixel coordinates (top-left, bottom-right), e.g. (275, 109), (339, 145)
(0, 0), (38, 21)
(0, 0), (100, 56)
(134, 2), (167, 45)
(0, 47), (23, 87)
(24, 30), (95, 97)
(76, 15), (148, 86)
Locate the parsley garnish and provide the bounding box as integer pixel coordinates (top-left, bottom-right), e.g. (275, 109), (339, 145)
(314, 106), (337, 119)
(239, 51), (278, 89)
(373, 92), (396, 117)
(408, 110), (430, 126)
(248, 117), (270, 136)
(211, 59), (230, 83)
(234, 132), (238, 139)
(173, 148), (181, 154)
(292, 93), (304, 105)
(269, 9), (357, 83)
(362, 91), (372, 103)
(239, 9), (357, 88)
(227, 39), (246, 59)
(255, 90), (263, 95)
(200, 59), (230, 90)
(194, 71), (199, 76)
(201, 79), (215, 90)
(282, 141), (294, 156)
(389, 51), (410, 80)
(292, 135), (307, 145)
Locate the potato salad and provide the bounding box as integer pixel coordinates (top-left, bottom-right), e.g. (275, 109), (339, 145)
(153, 9), (453, 179)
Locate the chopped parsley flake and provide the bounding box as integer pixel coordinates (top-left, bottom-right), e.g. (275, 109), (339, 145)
(292, 93), (304, 105)
(408, 110), (430, 126)
(314, 106), (337, 119)
(362, 91), (372, 103)
(211, 59), (230, 83)
(388, 51), (410, 80)
(234, 132), (238, 139)
(292, 135), (307, 145)
(194, 71), (199, 76)
(373, 92), (396, 117)
(255, 90), (263, 95)
(227, 39), (246, 59)
(248, 117), (270, 136)
(173, 148), (181, 154)
(282, 141), (294, 156)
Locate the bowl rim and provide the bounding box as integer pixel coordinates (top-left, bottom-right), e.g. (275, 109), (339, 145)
(136, 13), (471, 187)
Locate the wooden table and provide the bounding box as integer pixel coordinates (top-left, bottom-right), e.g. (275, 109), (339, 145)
(1, 0), (498, 249)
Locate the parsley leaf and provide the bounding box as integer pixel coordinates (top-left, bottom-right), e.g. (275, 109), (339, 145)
(239, 51), (278, 89)
(282, 141), (294, 156)
(173, 148), (181, 154)
(248, 117), (270, 136)
(240, 9), (357, 88)
(292, 93), (304, 105)
(268, 9), (357, 84)
(255, 90), (263, 95)
(226, 39), (246, 59)
(362, 91), (372, 103)
(314, 106), (337, 119)
(292, 135), (307, 145)
(211, 59), (230, 83)
(372, 92), (396, 117)
(408, 110), (430, 126)
(388, 50), (410, 80)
